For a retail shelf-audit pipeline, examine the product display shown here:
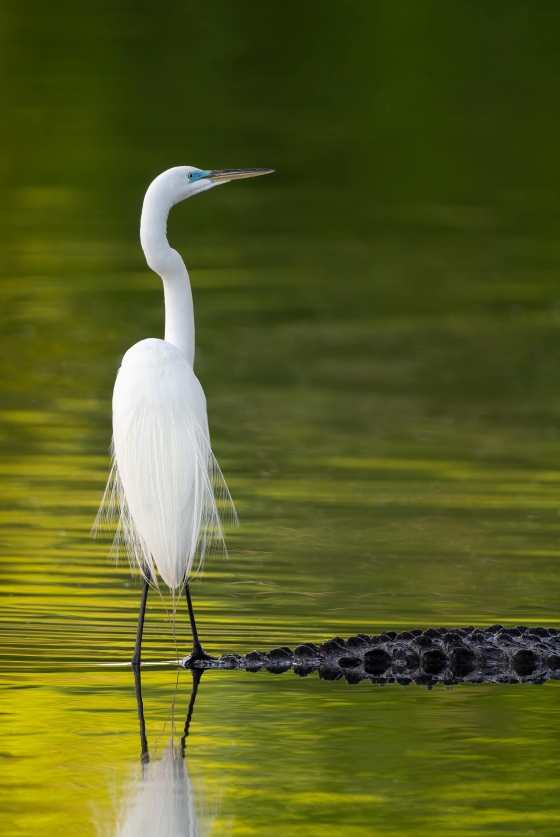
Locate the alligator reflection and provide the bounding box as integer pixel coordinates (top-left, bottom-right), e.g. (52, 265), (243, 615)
(111, 668), (212, 837)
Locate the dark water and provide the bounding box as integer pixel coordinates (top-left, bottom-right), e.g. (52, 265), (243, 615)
(2, 1), (560, 834)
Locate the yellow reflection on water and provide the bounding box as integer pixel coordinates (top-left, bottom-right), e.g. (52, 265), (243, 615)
(3, 1), (560, 833)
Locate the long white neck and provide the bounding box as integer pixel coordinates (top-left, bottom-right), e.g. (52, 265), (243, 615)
(140, 185), (195, 366)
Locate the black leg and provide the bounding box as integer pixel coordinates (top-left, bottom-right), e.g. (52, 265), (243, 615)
(184, 583), (213, 664)
(181, 668), (203, 758)
(131, 570), (150, 667)
(133, 663), (150, 771)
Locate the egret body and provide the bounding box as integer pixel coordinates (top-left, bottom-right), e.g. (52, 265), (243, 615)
(97, 165), (274, 665)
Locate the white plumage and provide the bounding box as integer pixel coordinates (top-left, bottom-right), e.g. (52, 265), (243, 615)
(94, 165), (273, 659)
(94, 166), (271, 665)
(110, 337), (229, 590)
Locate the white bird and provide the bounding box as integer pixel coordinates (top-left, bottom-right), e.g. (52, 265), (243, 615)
(95, 165), (274, 665)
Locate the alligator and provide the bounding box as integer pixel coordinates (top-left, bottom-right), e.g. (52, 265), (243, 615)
(182, 624), (560, 686)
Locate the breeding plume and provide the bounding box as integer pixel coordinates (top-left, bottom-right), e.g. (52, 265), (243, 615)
(96, 165), (274, 665)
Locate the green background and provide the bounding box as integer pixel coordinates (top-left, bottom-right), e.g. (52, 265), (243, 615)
(2, 1), (560, 834)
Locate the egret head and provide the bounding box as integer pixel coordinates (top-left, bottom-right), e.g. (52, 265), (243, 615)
(148, 165), (274, 207)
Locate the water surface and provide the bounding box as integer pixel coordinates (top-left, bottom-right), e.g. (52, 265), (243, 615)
(2, 2), (560, 834)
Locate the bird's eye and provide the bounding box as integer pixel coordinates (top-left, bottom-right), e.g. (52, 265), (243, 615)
(188, 173), (194, 180)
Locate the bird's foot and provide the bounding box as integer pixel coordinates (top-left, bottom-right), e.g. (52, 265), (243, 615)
(181, 644), (216, 668)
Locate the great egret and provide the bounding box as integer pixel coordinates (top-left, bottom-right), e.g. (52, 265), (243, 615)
(96, 165), (274, 666)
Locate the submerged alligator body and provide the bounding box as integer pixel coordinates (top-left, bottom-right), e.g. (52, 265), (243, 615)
(186, 624), (560, 686)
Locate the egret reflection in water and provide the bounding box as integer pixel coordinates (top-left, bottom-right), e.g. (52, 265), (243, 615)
(111, 745), (203, 837)
(98, 670), (222, 837)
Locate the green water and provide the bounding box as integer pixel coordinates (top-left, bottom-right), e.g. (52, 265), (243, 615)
(2, 1), (560, 833)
